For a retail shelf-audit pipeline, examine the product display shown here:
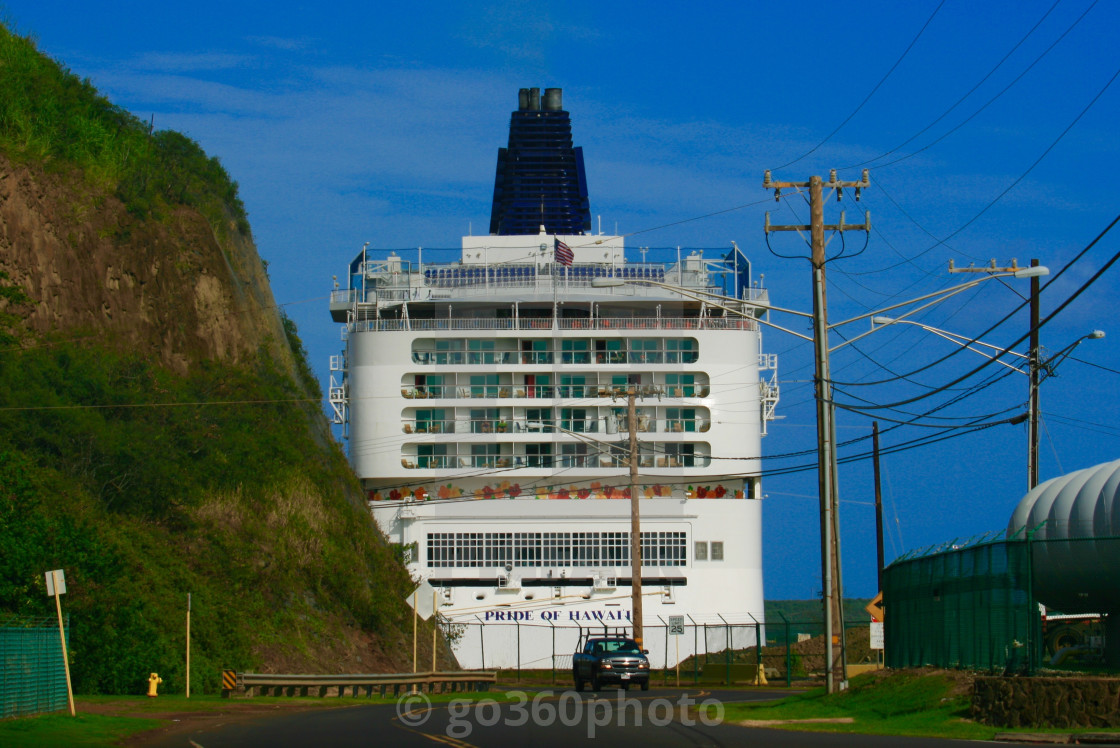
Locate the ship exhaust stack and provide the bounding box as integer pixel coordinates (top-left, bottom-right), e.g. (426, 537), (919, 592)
(490, 87), (591, 236)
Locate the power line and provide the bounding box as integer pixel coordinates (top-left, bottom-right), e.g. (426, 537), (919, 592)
(838, 212), (1120, 410)
(846, 0), (1086, 171)
(768, 0), (947, 172)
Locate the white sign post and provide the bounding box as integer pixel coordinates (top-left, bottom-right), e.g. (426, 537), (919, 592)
(405, 581), (438, 686)
(870, 621), (885, 651)
(668, 615), (685, 686)
(46, 570), (75, 716)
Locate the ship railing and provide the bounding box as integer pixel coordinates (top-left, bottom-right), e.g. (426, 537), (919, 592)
(399, 452), (713, 469)
(354, 317), (757, 333)
(401, 420), (456, 435)
(399, 383), (711, 401)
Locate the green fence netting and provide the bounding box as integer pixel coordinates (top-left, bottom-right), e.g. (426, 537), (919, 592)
(884, 532), (1119, 673)
(0, 614), (69, 718)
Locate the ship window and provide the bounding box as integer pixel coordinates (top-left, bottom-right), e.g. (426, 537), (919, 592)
(561, 339), (590, 364)
(415, 409), (447, 433)
(710, 541), (724, 561)
(665, 338), (698, 364)
(484, 532), (512, 566)
(629, 338), (662, 364)
(561, 408), (592, 433)
(522, 339), (552, 364)
(434, 339), (464, 365)
(525, 408), (553, 433)
(695, 541), (708, 561)
(644, 531), (687, 565)
(425, 532), (686, 568)
(543, 533), (571, 564)
(470, 408), (500, 433)
(471, 443), (500, 467)
(594, 339), (626, 364)
(415, 374), (445, 397)
(665, 373), (696, 397)
(470, 374), (499, 398)
(428, 533), (455, 567)
(514, 532), (542, 567)
(665, 443), (696, 467)
(603, 532), (629, 565)
(468, 339), (497, 364)
(416, 444), (448, 468)
(525, 443), (553, 467)
(560, 442), (588, 468)
(666, 408), (696, 433)
(457, 533), (484, 566)
(559, 376), (587, 398)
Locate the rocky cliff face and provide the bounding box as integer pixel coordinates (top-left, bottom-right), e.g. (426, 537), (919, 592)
(0, 154), (289, 374)
(0, 155), (432, 691)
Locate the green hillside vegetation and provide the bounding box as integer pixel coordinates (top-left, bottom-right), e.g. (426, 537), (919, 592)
(765, 599), (873, 625)
(0, 24), (248, 235)
(0, 24), (418, 694)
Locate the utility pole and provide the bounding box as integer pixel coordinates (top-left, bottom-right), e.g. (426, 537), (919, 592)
(873, 422), (884, 593)
(763, 169), (869, 694)
(1028, 258), (1041, 490)
(948, 258), (1042, 490)
(627, 388), (643, 646)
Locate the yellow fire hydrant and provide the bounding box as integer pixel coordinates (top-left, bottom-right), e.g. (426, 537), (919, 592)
(147, 672), (162, 698)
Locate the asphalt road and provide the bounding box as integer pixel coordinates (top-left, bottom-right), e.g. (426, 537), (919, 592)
(155, 687), (984, 748)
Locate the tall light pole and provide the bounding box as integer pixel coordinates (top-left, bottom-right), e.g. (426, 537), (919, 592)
(871, 315), (1104, 489)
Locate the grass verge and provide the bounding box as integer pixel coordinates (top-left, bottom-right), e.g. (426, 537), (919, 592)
(0, 712), (159, 747)
(0, 691), (520, 746)
(721, 670), (997, 740)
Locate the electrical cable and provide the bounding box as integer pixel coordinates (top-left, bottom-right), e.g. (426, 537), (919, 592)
(768, 0), (947, 172)
(842, 0), (1066, 170)
(837, 212), (1120, 410)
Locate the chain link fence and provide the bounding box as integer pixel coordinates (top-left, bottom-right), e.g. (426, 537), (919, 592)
(442, 615), (876, 687)
(1, 614), (69, 718)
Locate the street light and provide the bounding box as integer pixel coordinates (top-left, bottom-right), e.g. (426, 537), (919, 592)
(594, 265), (1048, 690)
(869, 316), (1104, 487)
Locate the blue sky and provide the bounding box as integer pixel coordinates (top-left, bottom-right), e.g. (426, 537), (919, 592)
(8, 1), (1119, 600)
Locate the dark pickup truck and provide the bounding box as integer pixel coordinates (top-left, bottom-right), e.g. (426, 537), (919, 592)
(572, 637), (650, 691)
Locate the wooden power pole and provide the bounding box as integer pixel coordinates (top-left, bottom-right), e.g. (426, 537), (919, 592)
(763, 169), (869, 694)
(873, 423), (884, 593)
(627, 389), (643, 646)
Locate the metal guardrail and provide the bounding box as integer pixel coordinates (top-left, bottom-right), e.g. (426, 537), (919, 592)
(226, 670), (497, 698)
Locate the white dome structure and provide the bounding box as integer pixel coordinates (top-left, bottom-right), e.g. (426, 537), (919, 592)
(1007, 458), (1120, 614)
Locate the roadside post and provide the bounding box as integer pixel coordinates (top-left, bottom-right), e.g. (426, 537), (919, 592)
(45, 569), (75, 716)
(405, 581), (437, 692)
(668, 615), (685, 687)
(866, 593), (885, 668)
(186, 593), (191, 698)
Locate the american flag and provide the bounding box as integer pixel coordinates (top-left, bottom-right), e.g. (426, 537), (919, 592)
(554, 238), (574, 267)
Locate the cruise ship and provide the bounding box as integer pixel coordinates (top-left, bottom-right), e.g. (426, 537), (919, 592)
(328, 88), (779, 670)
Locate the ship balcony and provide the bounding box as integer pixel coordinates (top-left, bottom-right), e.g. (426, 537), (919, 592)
(399, 442), (712, 470)
(400, 374), (711, 401)
(401, 406), (712, 436)
(351, 316), (757, 333)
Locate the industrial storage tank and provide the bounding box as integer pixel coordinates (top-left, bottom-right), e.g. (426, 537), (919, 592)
(1006, 458), (1120, 614)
